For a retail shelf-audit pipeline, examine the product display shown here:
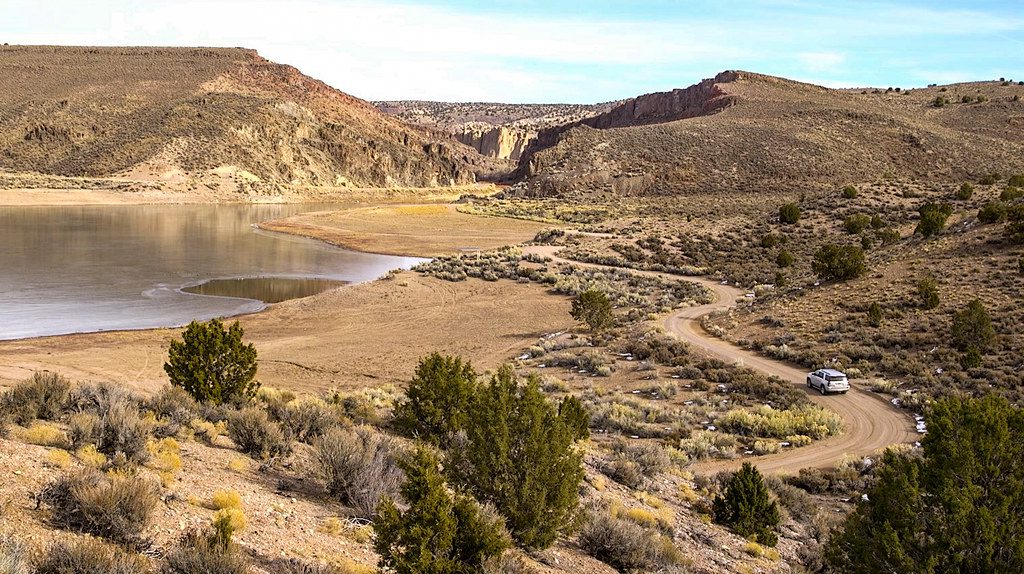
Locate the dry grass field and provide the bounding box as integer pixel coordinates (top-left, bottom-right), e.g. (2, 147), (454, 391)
(257, 203), (552, 256)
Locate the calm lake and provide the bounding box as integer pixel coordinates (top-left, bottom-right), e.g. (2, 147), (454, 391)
(0, 204), (424, 340)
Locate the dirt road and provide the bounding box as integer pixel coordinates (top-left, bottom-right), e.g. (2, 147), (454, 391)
(527, 245), (918, 475)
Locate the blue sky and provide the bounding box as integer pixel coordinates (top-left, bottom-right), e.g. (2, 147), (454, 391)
(2, 0), (1022, 103)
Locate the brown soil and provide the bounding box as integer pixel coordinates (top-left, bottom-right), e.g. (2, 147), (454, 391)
(257, 204), (552, 257)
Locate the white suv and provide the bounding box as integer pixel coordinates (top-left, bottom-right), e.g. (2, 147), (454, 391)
(806, 369), (850, 395)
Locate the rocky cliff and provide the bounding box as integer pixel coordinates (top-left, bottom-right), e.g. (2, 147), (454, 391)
(0, 46), (481, 189)
(454, 125), (533, 161)
(375, 100), (618, 163)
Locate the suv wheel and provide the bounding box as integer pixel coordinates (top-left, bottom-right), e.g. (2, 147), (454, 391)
(819, 384), (827, 395)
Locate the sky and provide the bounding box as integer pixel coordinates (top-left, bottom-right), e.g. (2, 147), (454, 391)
(1, 0), (1022, 103)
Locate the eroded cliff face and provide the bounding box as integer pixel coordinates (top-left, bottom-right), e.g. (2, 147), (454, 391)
(454, 126), (533, 161)
(519, 71), (741, 177)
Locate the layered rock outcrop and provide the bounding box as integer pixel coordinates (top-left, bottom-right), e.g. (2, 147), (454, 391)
(454, 125), (533, 161)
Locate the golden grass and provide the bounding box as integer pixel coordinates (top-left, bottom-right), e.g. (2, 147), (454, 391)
(17, 422), (67, 447)
(213, 507), (246, 532)
(210, 489), (243, 511)
(47, 449), (73, 468)
(76, 444), (107, 468)
(226, 457), (249, 473)
(147, 437), (182, 486)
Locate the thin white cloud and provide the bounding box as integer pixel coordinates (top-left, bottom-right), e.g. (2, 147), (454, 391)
(797, 52), (846, 73)
(0, 0), (1021, 102)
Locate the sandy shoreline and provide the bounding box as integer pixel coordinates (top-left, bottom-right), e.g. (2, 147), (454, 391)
(0, 182), (502, 207)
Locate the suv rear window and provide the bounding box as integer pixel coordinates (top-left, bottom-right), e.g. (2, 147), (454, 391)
(826, 375), (847, 382)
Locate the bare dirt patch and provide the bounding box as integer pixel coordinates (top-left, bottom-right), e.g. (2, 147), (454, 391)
(257, 203), (553, 257)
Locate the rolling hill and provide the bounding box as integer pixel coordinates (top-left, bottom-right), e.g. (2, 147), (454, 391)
(0, 46), (483, 189)
(515, 71), (1024, 195)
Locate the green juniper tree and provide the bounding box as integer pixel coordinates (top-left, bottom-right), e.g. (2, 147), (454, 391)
(449, 365), (585, 549)
(164, 319), (258, 404)
(916, 273), (940, 310)
(375, 446), (509, 574)
(571, 289), (614, 331)
(393, 353), (477, 444)
(812, 244), (866, 282)
(915, 202), (953, 238)
(713, 462), (781, 546)
(867, 302), (883, 327)
(826, 395), (1024, 573)
(779, 203), (801, 224)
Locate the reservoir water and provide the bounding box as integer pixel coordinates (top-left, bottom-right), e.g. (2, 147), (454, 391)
(0, 204), (424, 340)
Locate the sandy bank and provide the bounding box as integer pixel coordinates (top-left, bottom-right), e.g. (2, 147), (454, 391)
(0, 271), (570, 395)
(257, 203), (552, 257)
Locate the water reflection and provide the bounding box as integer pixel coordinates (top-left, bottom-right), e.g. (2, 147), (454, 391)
(182, 277), (349, 304)
(0, 204), (425, 339)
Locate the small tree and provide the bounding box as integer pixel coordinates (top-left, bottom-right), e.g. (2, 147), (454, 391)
(916, 274), (940, 310)
(915, 202), (953, 238)
(571, 289), (614, 331)
(812, 244), (866, 282)
(951, 299), (995, 355)
(826, 396), (1024, 573)
(164, 319), (258, 405)
(375, 446), (509, 574)
(867, 302), (883, 327)
(779, 203), (801, 225)
(844, 214), (872, 234)
(449, 366), (585, 549)
(776, 249), (794, 268)
(1007, 204), (1024, 245)
(393, 353), (477, 444)
(956, 183), (974, 200)
(841, 185), (858, 199)
(978, 201), (1008, 224)
(713, 462), (781, 546)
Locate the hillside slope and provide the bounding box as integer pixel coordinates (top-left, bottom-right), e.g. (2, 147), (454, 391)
(0, 46), (481, 188)
(517, 71), (1024, 195)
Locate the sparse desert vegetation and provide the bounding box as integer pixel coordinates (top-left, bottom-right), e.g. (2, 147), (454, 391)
(1, 37), (1022, 574)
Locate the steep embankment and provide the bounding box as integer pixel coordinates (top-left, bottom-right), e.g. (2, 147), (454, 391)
(0, 46), (483, 189)
(516, 70), (1024, 195)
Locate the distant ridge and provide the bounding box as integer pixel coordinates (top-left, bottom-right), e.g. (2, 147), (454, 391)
(514, 70), (1024, 195)
(0, 45), (483, 189)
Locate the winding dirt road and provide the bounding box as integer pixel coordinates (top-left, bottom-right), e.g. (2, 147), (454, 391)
(526, 245), (918, 475)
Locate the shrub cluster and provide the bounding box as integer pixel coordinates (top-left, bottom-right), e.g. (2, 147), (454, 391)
(579, 510), (680, 572)
(0, 371), (71, 425)
(39, 469), (160, 548)
(226, 407), (293, 460)
(716, 404), (843, 439)
(314, 425), (403, 518)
